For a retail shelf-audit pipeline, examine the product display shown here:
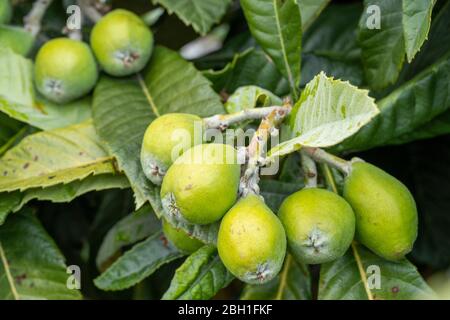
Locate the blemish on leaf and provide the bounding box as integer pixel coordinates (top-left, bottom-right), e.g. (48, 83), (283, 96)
(23, 163), (30, 169)
(160, 235), (169, 248)
(33, 155), (39, 161)
(15, 273), (27, 285)
(48, 175), (56, 180)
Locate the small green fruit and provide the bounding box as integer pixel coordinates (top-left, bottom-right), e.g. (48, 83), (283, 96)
(90, 9), (154, 76)
(343, 161), (418, 261)
(161, 143), (240, 225)
(278, 188), (355, 264)
(34, 38), (98, 104)
(162, 219), (203, 253)
(141, 113), (202, 185)
(217, 194), (286, 284)
(0, 0), (12, 25)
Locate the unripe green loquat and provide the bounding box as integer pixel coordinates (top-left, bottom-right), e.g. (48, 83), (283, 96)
(90, 9), (154, 77)
(162, 219), (203, 254)
(160, 143), (241, 225)
(278, 188), (355, 264)
(343, 161), (418, 261)
(34, 38), (98, 104)
(0, 0), (12, 25)
(217, 194), (287, 284)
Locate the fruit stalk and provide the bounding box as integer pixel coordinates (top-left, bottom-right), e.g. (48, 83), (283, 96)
(203, 105), (291, 131)
(239, 106), (291, 197)
(302, 147), (351, 175)
(77, 0), (103, 23)
(24, 0), (54, 36)
(300, 152), (317, 188)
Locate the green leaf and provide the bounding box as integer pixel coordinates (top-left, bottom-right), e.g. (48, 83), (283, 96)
(96, 205), (160, 270)
(94, 231), (183, 291)
(335, 52), (450, 152)
(0, 174), (129, 226)
(241, 255), (311, 300)
(0, 48), (91, 130)
(241, 0), (302, 98)
(319, 244), (434, 300)
(204, 48), (290, 97)
(403, 0), (436, 62)
(269, 72), (379, 158)
(390, 110), (450, 145)
(404, 1), (450, 79)
(0, 120), (116, 192)
(152, 0), (232, 35)
(302, 3), (364, 86)
(224, 85), (282, 114)
(162, 245), (233, 300)
(0, 25), (34, 56)
(93, 46), (223, 209)
(298, 0), (331, 31)
(358, 0), (405, 90)
(0, 209), (82, 299)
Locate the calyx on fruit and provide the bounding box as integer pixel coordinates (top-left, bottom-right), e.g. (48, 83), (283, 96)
(160, 143), (240, 225)
(90, 9), (154, 77)
(34, 38), (98, 104)
(343, 160), (418, 261)
(162, 219), (203, 253)
(0, 0), (12, 25)
(141, 113), (203, 185)
(217, 194), (286, 284)
(278, 188), (355, 264)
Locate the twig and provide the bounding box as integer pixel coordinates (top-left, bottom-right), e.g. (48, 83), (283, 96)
(203, 106), (291, 131)
(23, 0), (54, 37)
(302, 147), (351, 175)
(239, 105), (291, 197)
(77, 0), (103, 23)
(300, 152), (317, 188)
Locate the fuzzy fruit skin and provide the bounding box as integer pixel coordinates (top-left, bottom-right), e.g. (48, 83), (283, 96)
(34, 38), (98, 104)
(162, 219), (203, 253)
(161, 143), (240, 225)
(90, 9), (153, 77)
(0, 0), (12, 24)
(343, 161), (418, 261)
(140, 113), (202, 185)
(278, 188), (355, 264)
(218, 194), (286, 284)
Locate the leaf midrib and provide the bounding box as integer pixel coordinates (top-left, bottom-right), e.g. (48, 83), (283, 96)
(0, 242), (19, 300)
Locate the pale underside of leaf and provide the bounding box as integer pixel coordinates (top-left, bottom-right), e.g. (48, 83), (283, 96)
(224, 85), (282, 113)
(0, 120), (117, 192)
(269, 72), (379, 158)
(0, 174), (129, 226)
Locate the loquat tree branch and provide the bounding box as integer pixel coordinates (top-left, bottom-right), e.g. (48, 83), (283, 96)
(239, 105), (291, 197)
(24, 0), (54, 37)
(203, 105), (291, 131)
(300, 152), (318, 188)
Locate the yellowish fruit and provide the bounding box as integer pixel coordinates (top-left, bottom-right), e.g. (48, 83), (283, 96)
(140, 113), (202, 185)
(160, 143), (240, 225)
(343, 161), (418, 261)
(278, 188), (355, 264)
(218, 194), (286, 284)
